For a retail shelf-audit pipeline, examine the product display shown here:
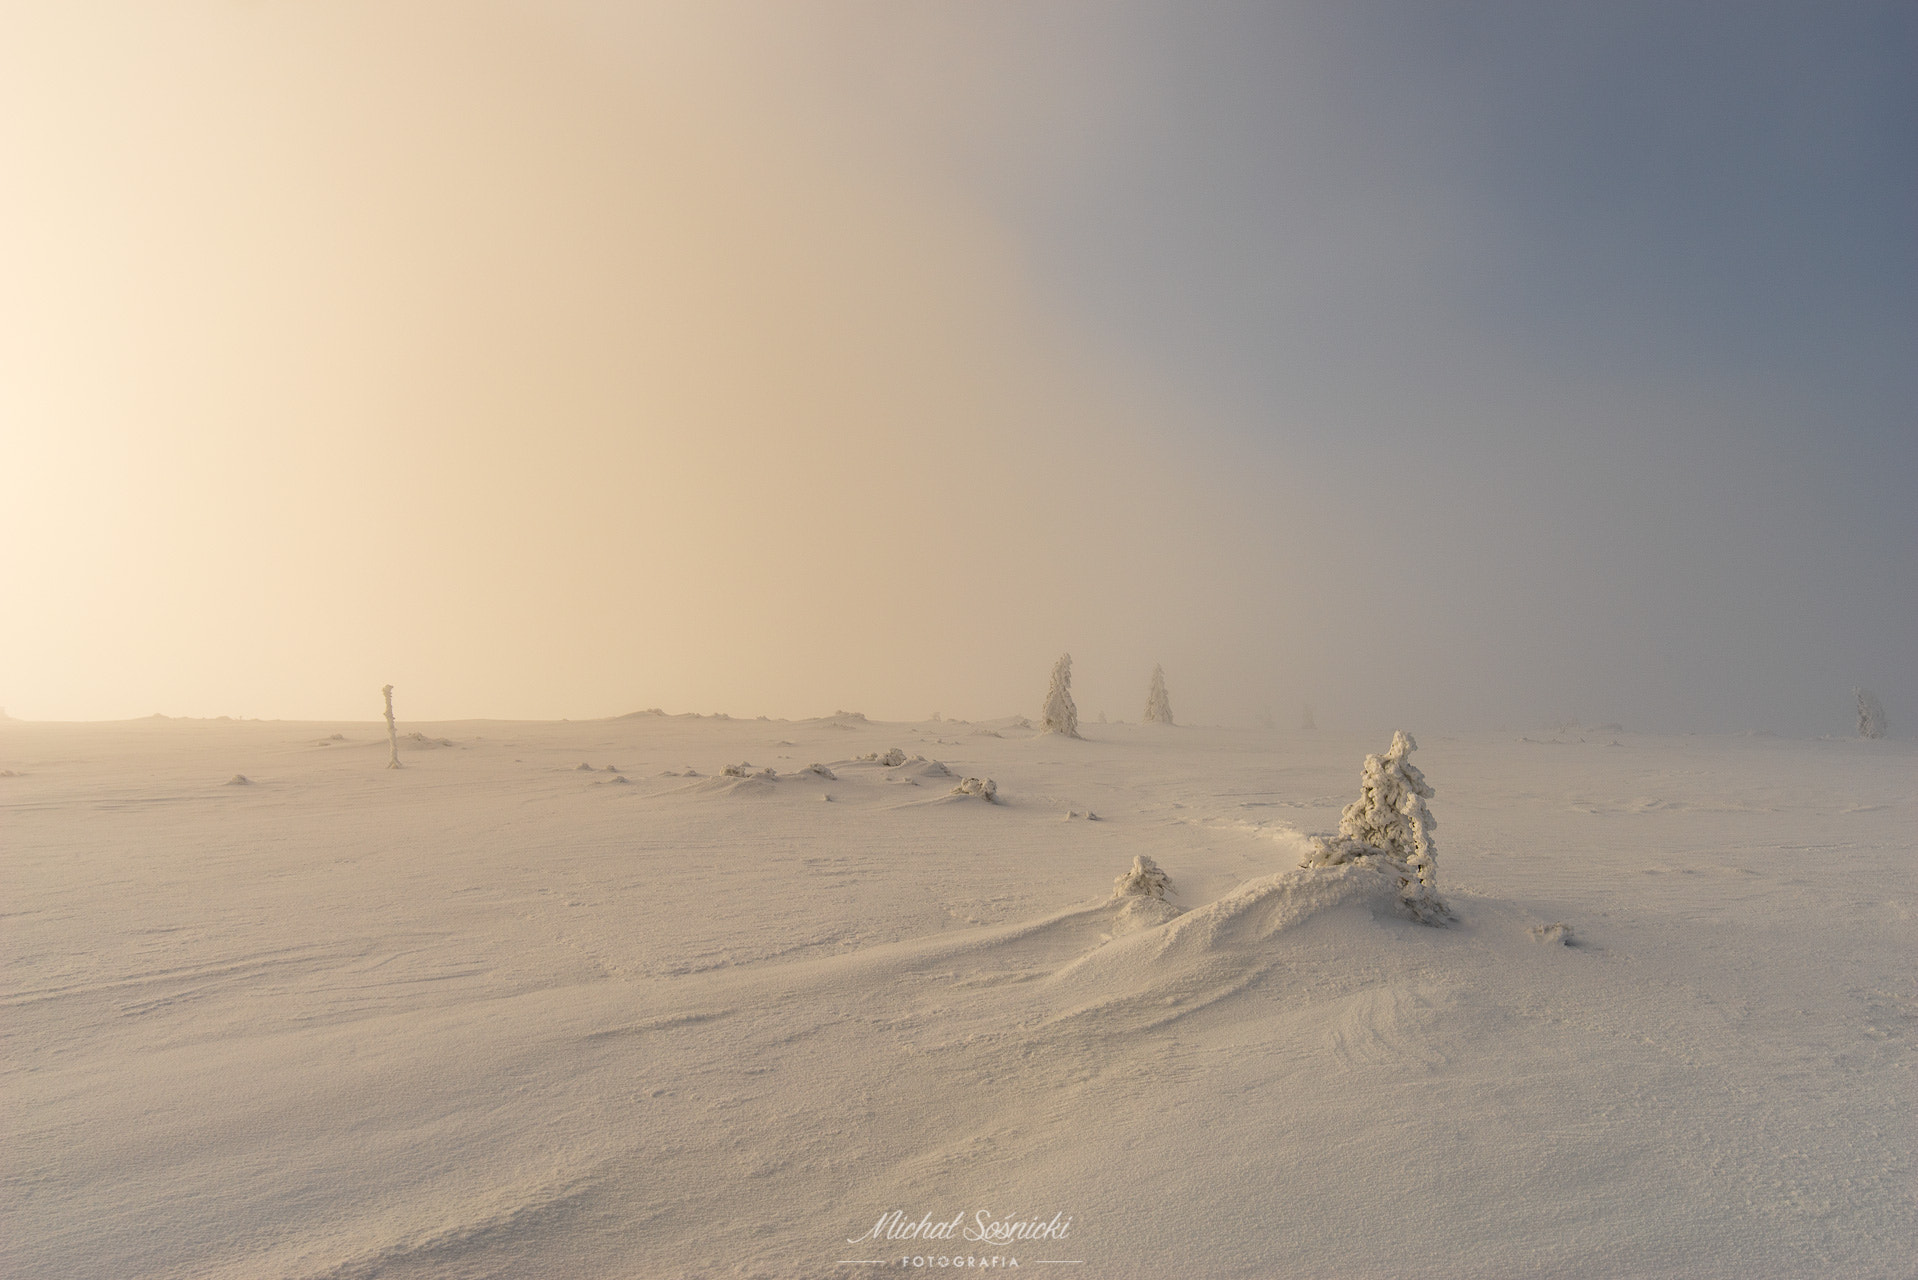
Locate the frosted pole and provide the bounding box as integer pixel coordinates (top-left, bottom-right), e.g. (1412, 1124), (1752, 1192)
(383, 684), (402, 769)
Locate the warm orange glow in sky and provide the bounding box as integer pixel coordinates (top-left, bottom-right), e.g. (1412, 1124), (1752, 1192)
(6, 3), (1911, 731)
(2, 4), (1246, 723)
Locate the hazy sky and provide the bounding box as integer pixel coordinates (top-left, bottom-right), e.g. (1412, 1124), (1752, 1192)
(3, 2), (1912, 732)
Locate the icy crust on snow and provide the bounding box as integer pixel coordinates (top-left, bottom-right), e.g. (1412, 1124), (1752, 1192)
(1303, 730), (1449, 923)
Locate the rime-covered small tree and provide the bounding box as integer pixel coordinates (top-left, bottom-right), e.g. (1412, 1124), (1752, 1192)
(1144, 664), (1174, 725)
(1040, 653), (1080, 738)
(1302, 730), (1447, 923)
(1856, 688), (1888, 739)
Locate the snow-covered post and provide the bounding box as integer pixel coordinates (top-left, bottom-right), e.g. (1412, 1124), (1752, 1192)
(382, 684), (401, 769)
(1144, 664), (1174, 725)
(1041, 653), (1080, 738)
(1856, 688), (1887, 739)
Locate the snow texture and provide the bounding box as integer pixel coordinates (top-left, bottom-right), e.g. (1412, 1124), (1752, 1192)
(1041, 652), (1081, 738)
(1144, 664), (1174, 726)
(6, 715), (1913, 1280)
(1302, 730), (1449, 924)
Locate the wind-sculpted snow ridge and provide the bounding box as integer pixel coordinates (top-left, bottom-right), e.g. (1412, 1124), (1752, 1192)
(1302, 730), (1450, 924)
(1041, 860), (1413, 1035)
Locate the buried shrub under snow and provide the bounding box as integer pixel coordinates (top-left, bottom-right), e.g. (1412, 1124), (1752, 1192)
(950, 776), (998, 801)
(1302, 730), (1450, 924)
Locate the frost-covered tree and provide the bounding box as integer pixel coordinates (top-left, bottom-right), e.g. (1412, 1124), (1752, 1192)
(1041, 653), (1080, 738)
(381, 684), (401, 769)
(1144, 664), (1174, 725)
(1302, 730), (1447, 923)
(1112, 854), (1171, 899)
(1856, 688), (1888, 739)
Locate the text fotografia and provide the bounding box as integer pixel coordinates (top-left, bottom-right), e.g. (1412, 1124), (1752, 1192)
(849, 1211), (1073, 1246)
(897, 1257), (1021, 1269)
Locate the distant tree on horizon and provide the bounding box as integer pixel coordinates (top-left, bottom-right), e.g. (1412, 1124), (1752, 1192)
(1144, 664), (1174, 726)
(1856, 688), (1888, 739)
(1041, 653), (1080, 738)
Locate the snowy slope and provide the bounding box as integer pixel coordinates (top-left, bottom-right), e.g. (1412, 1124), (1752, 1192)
(4, 715), (1913, 1278)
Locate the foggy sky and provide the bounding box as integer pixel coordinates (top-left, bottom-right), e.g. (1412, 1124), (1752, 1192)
(3, 2), (1912, 734)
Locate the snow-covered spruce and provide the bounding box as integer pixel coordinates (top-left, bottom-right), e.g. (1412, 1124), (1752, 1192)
(1144, 664), (1174, 726)
(1856, 688), (1888, 739)
(1041, 653), (1080, 738)
(1301, 730), (1449, 924)
(1112, 854), (1171, 899)
(950, 776), (997, 802)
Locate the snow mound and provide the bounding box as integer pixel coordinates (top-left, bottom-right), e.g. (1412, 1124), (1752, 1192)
(1112, 854), (1171, 899)
(1302, 731), (1450, 924)
(858, 748), (907, 767)
(226, 774), (250, 786)
(1531, 922), (1575, 945)
(950, 776), (998, 801)
(718, 762), (777, 780)
(907, 756), (952, 778)
(801, 763), (836, 779)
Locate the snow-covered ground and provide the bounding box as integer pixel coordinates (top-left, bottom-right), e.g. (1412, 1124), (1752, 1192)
(4, 714), (1913, 1278)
